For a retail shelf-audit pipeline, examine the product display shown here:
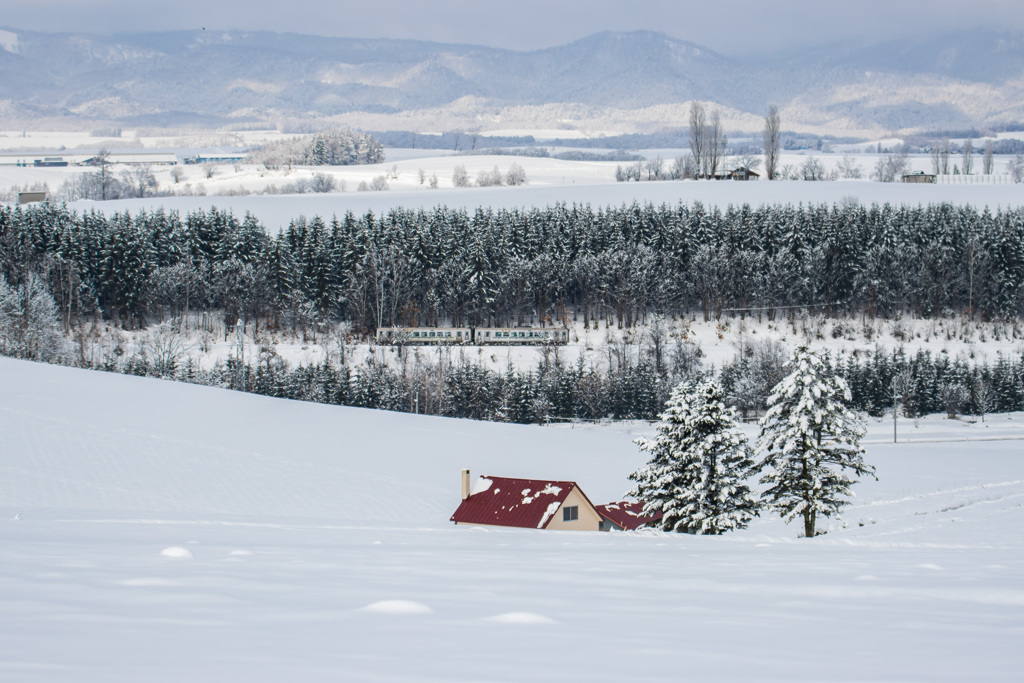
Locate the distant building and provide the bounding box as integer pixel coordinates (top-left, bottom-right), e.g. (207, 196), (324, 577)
(711, 167), (760, 181)
(17, 191), (47, 204)
(450, 471), (604, 531)
(33, 157), (68, 167)
(903, 171), (936, 184)
(183, 152), (246, 165)
(729, 166), (760, 181)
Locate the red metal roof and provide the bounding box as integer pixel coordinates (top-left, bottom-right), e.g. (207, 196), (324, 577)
(595, 501), (661, 531)
(450, 476), (579, 529)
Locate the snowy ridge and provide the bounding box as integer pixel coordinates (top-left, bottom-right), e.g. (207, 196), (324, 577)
(1, 28), (1023, 134)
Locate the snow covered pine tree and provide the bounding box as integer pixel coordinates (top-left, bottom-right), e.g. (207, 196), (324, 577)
(756, 346), (875, 538)
(628, 379), (759, 534)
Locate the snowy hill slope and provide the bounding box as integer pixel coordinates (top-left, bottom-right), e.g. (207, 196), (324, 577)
(2, 357), (1023, 681)
(0, 358), (642, 520)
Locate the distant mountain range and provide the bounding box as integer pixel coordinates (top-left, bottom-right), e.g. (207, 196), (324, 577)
(0, 27), (1022, 137)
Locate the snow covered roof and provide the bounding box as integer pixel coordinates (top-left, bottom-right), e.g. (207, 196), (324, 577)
(450, 476), (589, 529)
(595, 501), (661, 531)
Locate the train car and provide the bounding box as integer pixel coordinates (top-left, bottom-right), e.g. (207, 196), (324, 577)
(474, 327), (570, 345)
(375, 327), (471, 345)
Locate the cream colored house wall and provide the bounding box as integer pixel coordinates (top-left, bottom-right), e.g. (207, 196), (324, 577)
(544, 487), (602, 531)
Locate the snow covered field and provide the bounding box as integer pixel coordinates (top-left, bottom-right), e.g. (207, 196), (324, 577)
(59, 173), (1024, 235)
(2, 131), (1023, 234)
(2, 357), (1022, 681)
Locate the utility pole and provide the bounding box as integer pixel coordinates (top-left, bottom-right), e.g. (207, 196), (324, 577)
(892, 379), (902, 444)
(236, 320), (245, 391)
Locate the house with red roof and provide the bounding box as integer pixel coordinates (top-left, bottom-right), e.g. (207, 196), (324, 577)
(595, 501), (661, 531)
(450, 470), (604, 531)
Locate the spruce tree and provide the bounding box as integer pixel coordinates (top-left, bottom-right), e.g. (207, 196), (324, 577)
(628, 379), (759, 534)
(756, 346), (874, 538)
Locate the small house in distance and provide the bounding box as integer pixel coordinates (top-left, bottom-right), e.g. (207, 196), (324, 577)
(450, 470), (603, 531)
(595, 501), (661, 531)
(711, 167), (760, 181)
(902, 171), (937, 184)
(728, 166), (760, 181)
(17, 191), (47, 205)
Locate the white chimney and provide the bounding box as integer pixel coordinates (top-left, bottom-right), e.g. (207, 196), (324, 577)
(461, 469), (471, 500)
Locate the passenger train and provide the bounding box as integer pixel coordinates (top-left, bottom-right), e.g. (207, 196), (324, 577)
(375, 327), (570, 345)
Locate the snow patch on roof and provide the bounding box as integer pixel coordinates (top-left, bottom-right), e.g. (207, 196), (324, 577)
(538, 501), (561, 529)
(472, 477), (493, 495)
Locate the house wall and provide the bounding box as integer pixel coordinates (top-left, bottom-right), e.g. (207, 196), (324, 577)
(544, 487), (602, 531)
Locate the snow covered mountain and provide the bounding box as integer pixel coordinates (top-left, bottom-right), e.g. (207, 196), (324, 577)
(0, 27), (1022, 135)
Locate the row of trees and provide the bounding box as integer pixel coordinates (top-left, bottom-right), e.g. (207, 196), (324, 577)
(929, 137), (994, 176)
(6, 274), (1019, 425)
(630, 347), (873, 538)
(687, 102), (728, 178)
(248, 129), (385, 168)
(3, 262), (1023, 434)
(684, 102), (780, 180)
(3, 200), (1023, 337)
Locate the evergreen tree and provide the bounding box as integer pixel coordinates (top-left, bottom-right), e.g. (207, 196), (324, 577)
(628, 379), (759, 534)
(756, 346), (874, 538)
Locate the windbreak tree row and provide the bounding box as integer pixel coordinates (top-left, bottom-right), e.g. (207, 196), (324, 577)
(1, 200), (1023, 335)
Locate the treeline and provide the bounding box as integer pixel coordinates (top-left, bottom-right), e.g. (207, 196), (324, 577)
(248, 129), (385, 168)
(721, 344), (1024, 420)
(2, 200), (1023, 336)
(57, 336), (1024, 423)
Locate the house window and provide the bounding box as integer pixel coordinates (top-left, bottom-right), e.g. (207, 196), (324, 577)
(562, 506), (579, 522)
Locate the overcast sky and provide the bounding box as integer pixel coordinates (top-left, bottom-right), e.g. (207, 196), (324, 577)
(3, 0), (1023, 54)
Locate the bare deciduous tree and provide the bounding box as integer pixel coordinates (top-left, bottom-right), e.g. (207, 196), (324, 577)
(939, 382), (969, 419)
(310, 172), (336, 193)
(505, 162), (527, 186)
(837, 155), (863, 179)
(983, 140), (994, 175)
(763, 104), (781, 180)
(688, 101), (706, 178)
(1009, 152), (1024, 183)
(645, 156), (665, 181)
(707, 110), (727, 178)
(961, 138), (974, 175)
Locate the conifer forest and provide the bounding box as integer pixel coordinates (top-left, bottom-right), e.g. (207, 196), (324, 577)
(1, 199), (1023, 422)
